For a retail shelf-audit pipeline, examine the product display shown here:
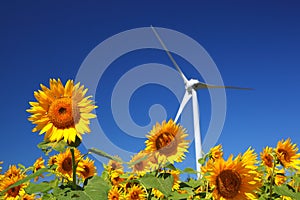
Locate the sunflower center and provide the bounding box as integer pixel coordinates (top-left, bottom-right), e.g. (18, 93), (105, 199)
(82, 166), (90, 178)
(155, 132), (177, 156)
(216, 169), (241, 198)
(278, 149), (290, 162)
(7, 185), (21, 197)
(62, 157), (73, 172)
(48, 97), (80, 129)
(130, 191), (139, 199)
(264, 154), (273, 167)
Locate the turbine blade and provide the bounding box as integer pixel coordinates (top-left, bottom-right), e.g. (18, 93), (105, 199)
(191, 89), (202, 177)
(174, 90), (192, 123)
(150, 25), (188, 83)
(193, 82), (253, 90)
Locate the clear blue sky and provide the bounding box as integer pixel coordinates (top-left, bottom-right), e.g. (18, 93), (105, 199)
(1, 1), (300, 174)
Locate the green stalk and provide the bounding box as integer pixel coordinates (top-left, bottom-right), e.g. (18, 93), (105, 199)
(70, 148), (77, 190)
(269, 156), (277, 199)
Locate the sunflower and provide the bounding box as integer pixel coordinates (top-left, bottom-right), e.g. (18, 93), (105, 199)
(55, 148), (81, 179)
(107, 156), (124, 172)
(210, 144), (223, 161)
(260, 146), (274, 168)
(108, 186), (124, 200)
(77, 157), (96, 180)
(274, 169), (286, 186)
(129, 151), (153, 175)
(33, 157), (45, 182)
(48, 155), (57, 166)
(205, 154), (261, 200)
(27, 79), (97, 144)
(145, 119), (189, 164)
(0, 175), (27, 200)
(4, 165), (23, 179)
(125, 185), (146, 200)
(110, 170), (125, 186)
(276, 138), (300, 170)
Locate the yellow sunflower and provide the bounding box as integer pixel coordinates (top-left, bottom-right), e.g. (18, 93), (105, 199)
(4, 165), (23, 179)
(205, 154), (261, 200)
(110, 170), (125, 186)
(210, 144), (223, 161)
(276, 138), (300, 170)
(48, 155), (57, 166)
(108, 186), (124, 200)
(77, 157), (96, 180)
(0, 175), (27, 200)
(260, 146), (274, 168)
(27, 78), (97, 144)
(33, 157), (45, 182)
(145, 119), (189, 164)
(107, 156), (124, 172)
(55, 148), (81, 179)
(274, 169), (286, 186)
(125, 185), (146, 200)
(129, 151), (153, 175)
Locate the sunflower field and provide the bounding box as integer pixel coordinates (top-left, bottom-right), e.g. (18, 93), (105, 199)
(1, 79), (300, 200)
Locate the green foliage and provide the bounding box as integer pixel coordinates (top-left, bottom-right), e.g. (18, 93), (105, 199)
(140, 173), (174, 197)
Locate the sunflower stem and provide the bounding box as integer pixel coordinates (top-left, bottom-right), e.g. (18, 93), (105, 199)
(70, 148), (77, 190)
(269, 154), (277, 199)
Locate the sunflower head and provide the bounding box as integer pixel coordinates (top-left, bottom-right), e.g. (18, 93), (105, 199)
(129, 151), (154, 175)
(205, 153), (261, 200)
(27, 79), (97, 145)
(77, 157), (97, 180)
(55, 148), (82, 180)
(33, 157), (45, 182)
(209, 144), (223, 161)
(0, 175), (27, 200)
(108, 186), (124, 200)
(106, 156), (124, 172)
(145, 119), (189, 164)
(276, 138), (300, 169)
(260, 146), (274, 168)
(126, 184), (146, 200)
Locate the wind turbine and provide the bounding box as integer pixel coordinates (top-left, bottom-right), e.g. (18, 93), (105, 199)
(150, 26), (251, 178)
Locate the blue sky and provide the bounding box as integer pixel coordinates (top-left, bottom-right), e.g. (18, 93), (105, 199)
(1, 1), (300, 174)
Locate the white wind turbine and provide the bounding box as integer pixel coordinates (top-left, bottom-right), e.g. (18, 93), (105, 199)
(151, 26), (251, 178)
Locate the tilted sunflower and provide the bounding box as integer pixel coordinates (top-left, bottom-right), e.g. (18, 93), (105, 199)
(77, 157), (97, 180)
(125, 184), (146, 200)
(205, 153), (261, 200)
(55, 148), (82, 180)
(106, 156), (124, 172)
(27, 78), (97, 144)
(0, 173), (27, 200)
(129, 151), (153, 175)
(145, 119), (189, 164)
(260, 146), (274, 168)
(210, 144), (224, 161)
(275, 138), (300, 170)
(33, 157), (45, 182)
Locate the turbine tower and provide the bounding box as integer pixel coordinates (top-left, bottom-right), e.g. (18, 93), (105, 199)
(151, 26), (251, 178)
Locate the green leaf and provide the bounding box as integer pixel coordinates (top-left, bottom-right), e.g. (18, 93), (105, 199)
(89, 148), (124, 163)
(25, 182), (53, 194)
(169, 190), (191, 200)
(273, 185), (299, 198)
(0, 168), (50, 196)
(139, 174), (174, 197)
(181, 167), (198, 174)
(37, 140), (67, 155)
(83, 175), (111, 199)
